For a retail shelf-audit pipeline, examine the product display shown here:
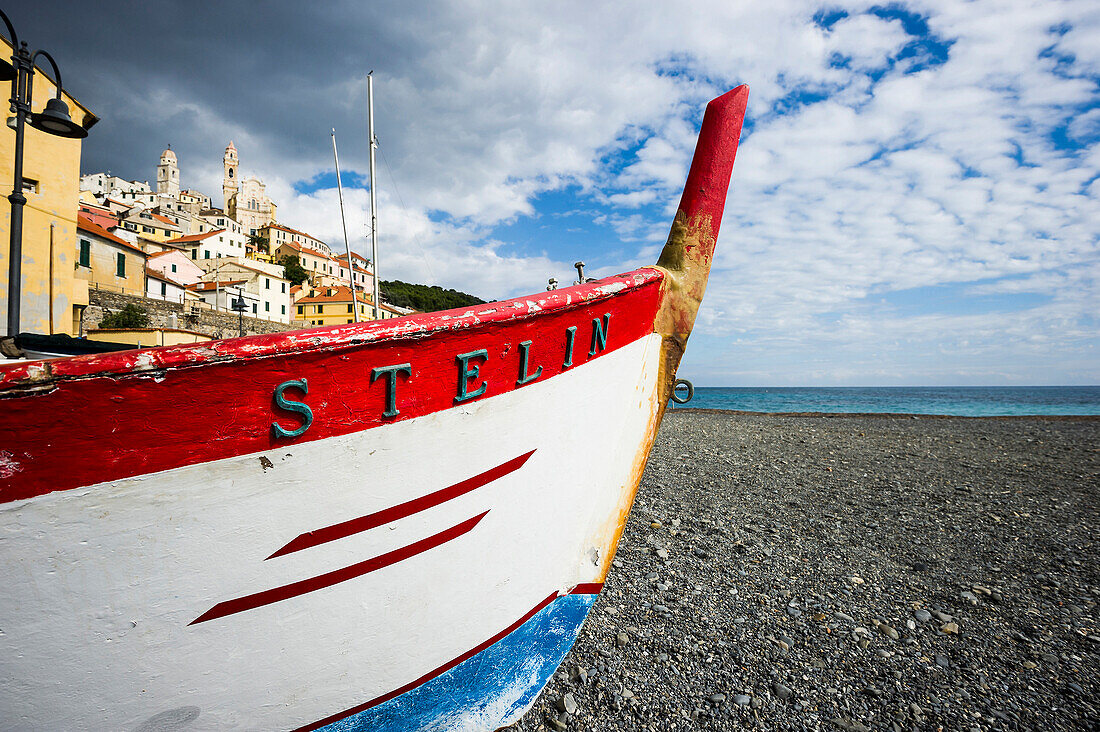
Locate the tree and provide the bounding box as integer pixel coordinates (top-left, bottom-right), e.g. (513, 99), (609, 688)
(278, 254), (310, 287)
(99, 304), (149, 329)
(380, 280), (484, 313)
(247, 233), (270, 254)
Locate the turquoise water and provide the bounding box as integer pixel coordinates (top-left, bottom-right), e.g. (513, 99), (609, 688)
(675, 386), (1100, 416)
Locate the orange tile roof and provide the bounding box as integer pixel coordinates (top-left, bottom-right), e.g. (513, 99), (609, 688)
(295, 285), (373, 305)
(76, 213), (146, 254)
(187, 279), (248, 292)
(144, 267), (187, 288)
(333, 251), (370, 265)
(149, 212), (180, 227)
(276, 239), (337, 262)
(266, 222), (324, 242)
(164, 229), (226, 245)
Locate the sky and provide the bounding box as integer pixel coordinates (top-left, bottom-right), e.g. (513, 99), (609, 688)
(15, 0), (1099, 385)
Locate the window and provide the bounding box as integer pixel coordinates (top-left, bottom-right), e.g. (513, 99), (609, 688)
(78, 239), (90, 268)
(142, 226), (153, 233)
(281, 305), (286, 315)
(317, 304), (324, 314)
(171, 263), (177, 273)
(160, 281), (167, 297)
(192, 249), (197, 259)
(265, 302), (270, 312)
(116, 252), (126, 277)
(204, 250), (210, 259)
(281, 282), (286, 293)
(297, 305), (303, 314)
(265, 278), (270, 289)
(252, 303), (257, 314)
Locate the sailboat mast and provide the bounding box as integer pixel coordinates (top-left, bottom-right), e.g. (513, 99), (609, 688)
(367, 72), (380, 321)
(330, 128), (360, 322)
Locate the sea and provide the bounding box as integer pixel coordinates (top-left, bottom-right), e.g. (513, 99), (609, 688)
(675, 386), (1100, 417)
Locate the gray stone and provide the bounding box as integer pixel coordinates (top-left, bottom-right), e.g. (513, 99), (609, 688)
(555, 692), (577, 715)
(914, 609), (932, 623)
(773, 683), (793, 700)
(733, 694), (751, 706)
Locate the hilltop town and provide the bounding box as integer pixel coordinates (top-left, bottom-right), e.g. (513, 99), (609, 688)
(0, 52), (406, 352)
(73, 141), (408, 343)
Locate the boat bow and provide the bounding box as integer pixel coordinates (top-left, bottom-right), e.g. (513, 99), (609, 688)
(653, 85), (748, 403)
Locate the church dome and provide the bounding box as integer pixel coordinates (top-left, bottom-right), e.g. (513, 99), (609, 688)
(160, 147), (177, 163)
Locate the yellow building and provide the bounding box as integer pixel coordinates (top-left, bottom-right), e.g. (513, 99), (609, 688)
(293, 284), (402, 327)
(118, 208), (182, 242)
(76, 213), (148, 298)
(0, 36), (98, 335)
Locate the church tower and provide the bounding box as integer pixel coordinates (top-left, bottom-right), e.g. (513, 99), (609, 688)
(156, 146), (179, 197)
(223, 141), (239, 211)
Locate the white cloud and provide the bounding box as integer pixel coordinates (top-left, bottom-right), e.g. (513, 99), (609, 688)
(55, 0), (1099, 382)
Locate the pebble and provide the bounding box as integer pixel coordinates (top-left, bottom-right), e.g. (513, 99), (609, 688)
(555, 692), (577, 715)
(880, 624), (899, 640)
(510, 413), (1100, 732)
(708, 692), (725, 704)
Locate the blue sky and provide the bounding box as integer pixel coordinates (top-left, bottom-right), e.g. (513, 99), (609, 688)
(24, 0), (1100, 384)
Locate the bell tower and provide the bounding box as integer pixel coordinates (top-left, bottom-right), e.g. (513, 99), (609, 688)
(223, 141), (239, 212)
(156, 146), (179, 197)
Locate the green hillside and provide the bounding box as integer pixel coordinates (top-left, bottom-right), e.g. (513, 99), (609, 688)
(380, 280), (485, 313)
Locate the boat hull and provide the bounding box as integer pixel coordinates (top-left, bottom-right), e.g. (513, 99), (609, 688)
(1, 274), (667, 730)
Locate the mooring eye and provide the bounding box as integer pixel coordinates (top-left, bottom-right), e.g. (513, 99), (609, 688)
(671, 379), (694, 404)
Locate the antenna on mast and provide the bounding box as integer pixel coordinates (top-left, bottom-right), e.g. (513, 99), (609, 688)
(331, 127), (359, 322)
(367, 72), (380, 321)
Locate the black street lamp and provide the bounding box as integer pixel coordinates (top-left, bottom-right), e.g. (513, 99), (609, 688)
(2, 8), (90, 338)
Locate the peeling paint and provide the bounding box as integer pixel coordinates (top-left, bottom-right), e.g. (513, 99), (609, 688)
(0, 451), (22, 479)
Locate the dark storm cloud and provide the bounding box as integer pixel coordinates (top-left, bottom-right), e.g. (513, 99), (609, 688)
(11, 0), (427, 183)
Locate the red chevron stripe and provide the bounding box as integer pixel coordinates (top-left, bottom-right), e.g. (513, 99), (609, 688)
(191, 511), (488, 625)
(268, 450), (535, 559)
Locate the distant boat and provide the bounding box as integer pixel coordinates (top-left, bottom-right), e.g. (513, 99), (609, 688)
(0, 86), (748, 731)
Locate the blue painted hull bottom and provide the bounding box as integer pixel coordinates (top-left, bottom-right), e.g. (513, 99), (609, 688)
(322, 593), (597, 731)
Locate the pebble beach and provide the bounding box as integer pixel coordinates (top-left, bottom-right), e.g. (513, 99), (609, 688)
(512, 410), (1099, 731)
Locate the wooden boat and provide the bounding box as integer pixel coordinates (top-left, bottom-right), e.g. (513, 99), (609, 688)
(0, 86), (747, 731)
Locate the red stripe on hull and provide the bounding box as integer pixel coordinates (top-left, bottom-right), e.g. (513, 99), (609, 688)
(268, 450), (535, 559)
(0, 271), (663, 504)
(191, 511), (488, 625)
(295, 582), (603, 732)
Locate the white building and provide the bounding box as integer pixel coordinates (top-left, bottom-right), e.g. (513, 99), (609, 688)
(263, 223), (331, 256)
(333, 251), (373, 292)
(144, 268), (189, 303)
(196, 258), (292, 323)
(146, 249), (205, 286)
(187, 280), (259, 315)
(165, 228), (250, 261)
(80, 173), (151, 199)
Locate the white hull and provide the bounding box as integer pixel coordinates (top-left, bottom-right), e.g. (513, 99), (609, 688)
(1, 334), (663, 730)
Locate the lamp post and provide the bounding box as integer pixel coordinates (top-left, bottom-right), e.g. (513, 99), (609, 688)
(2, 9), (89, 338)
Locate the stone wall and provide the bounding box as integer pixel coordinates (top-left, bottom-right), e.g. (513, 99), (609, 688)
(85, 289), (300, 339)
